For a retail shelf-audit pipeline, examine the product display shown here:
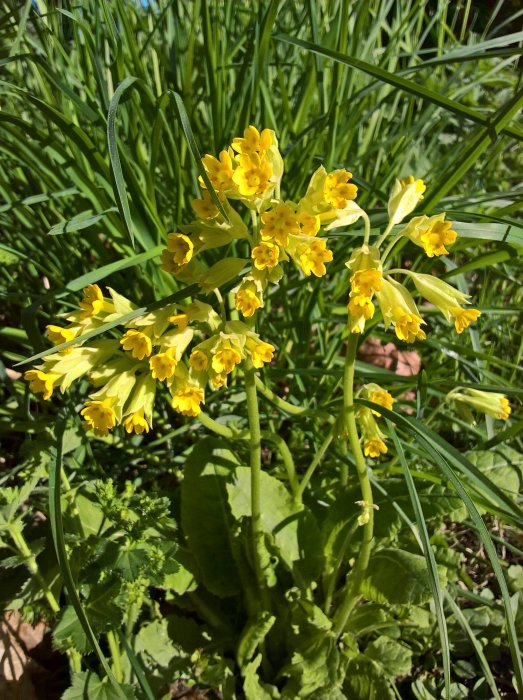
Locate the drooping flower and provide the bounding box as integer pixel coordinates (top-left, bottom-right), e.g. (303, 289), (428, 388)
(24, 369), (61, 401)
(363, 383), (395, 415)
(358, 407), (388, 458)
(192, 190), (220, 220)
(46, 325), (80, 353)
(323, 169), (358, 209)
(388, 176), (426, 225)
(297, 238), (333, 277)
(233, 277), (264, 318)
(81, 400), (117, 436)
(447, 388), (511, 421)
(160, 233), (194, 275)
(408, 272), (481, 334)
(201, 151), (235, 193)
(149, 349), (178, 381)
(377, 277), (426, 343)
(401, 213), (457, 257)
(79, 284), (109, 319)
(120, 330), (152, 360)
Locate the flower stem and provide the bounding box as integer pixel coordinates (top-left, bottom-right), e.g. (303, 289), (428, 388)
(245, 363), (270, 610)
(332, 333), (375, 637)
(296, 425), (334, 501)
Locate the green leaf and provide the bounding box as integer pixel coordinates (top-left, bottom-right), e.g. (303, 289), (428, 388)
(180, 438), (241, 597)
(53, 605), (90, 654)
(62, 671), (135, 700)
(243, 653), (281, 700)
(466, 448), (522, 501)
(227, 467), (301, 570)
(343, 656), (394, 700)
(365, 636), (413, 678)
(135, 619), (178, 669)
(237, 612), (276, 668)
(361, 548), (447, 606)
(107, 77), (140, 247)
(48, 208), (118, 235)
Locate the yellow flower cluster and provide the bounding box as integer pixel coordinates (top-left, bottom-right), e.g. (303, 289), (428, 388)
(158, 125), (363, 319)
(344, 178), (480, 342)
(357, 384), (395, 458)
(24, 283), (275, 437)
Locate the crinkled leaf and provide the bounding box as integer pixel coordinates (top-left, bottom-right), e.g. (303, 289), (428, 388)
(135, 619), (178, 668)
(343, 656), (394, 700)
(361, 548), (447, 606)
(365, 636), (413, 678)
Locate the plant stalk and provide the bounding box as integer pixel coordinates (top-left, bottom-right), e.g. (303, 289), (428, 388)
(332, 333), (374, 637)
(245, 363), (270, 610)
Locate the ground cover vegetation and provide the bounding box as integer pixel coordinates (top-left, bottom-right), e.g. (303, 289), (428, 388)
(1, 1), (522, 698)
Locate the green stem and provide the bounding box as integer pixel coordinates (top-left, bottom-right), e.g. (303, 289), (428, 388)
(198, 411), (236, 438)
(375, 220), (395, 249)
(380, 233), (402, 264)
(332, 333), (374, 637)
(296, 426), (334, 501)
(107, 630), (123, 683)
(8, 525), (60, 614)
(245, 364), (270, 610)
(254, 376), (330, 418)
(261, 432), (299, 498)
(362, 212), (371, 246)
(324, 519), (359, 614)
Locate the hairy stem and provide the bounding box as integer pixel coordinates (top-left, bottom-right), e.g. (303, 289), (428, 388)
(332, 333), (374, 637)
(245, 363), (270, 610)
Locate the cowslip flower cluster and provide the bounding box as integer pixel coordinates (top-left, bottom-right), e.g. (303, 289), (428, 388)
(356, 384), (395, 457)
(159, 125), (363, 318)
(24, 283), (275, 436)
(344, 176), (481, 342)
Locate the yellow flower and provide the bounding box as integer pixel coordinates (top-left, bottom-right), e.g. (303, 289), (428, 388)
(447, 388), (511, 421)
(191, 191), (219, 220)
(79, 284), (105, 318)
(250, 341), (275, 369)
(450, 307), (481, 334)
(171, 386), (205, 417)
(166, 233), (194, 265)
(364, 384), (395, 415)
(402, 214), (457, 257)
(212, 346), (242, 374)
(149, 350), (177, 381)
(348, 295), (375, 333)
(24, 369), (61, 401)
(234, 279), (264, 318)
(120, 330), (152, 360)
(377, 278), (426, 343)
(169, 313), (189, 331)
(160, 233), (194, 275)
(209, 372), (228, 390)
(358, 407), (388, 458)
(364, 437), (388, 458)
(408, 272), (480, 334)
(351, 269), (383, 297)
(323, 169), (358, 209)
(388, 176), (426, 225)
(261, 202), (300, 246)
(232, 153), (273, 197)
(297, 211), (320, 236)
(231, 126), (274, 155)
(123, 411), (150, 435)
(46, 325), (79, 354)
(81, 399), (117, 436)
(189, 350), (209, 372)
(394, 311), (427, 343)
(201, 151), (235, 193)
(252, 242), (280, 271)
(298, 238), (333, 277)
